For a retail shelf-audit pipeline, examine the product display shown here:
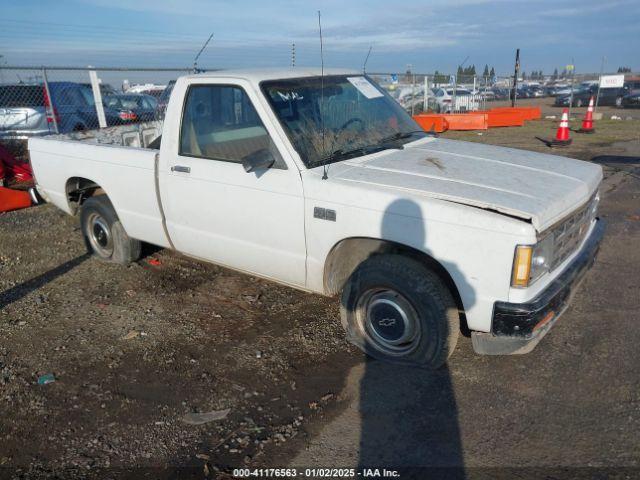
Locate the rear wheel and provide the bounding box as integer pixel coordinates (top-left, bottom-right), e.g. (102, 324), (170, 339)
(340, 254), (459, 369)
(80, 195), (141, 264)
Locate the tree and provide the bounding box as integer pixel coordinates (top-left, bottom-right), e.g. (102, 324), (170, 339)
(483, 64), (489, 77)
(433, 70), (448, 85)
(552, 68), (558, 80)
(617, 66), (631, 73)
(522, 71), (527, 80)
(489, 66), (495, 78)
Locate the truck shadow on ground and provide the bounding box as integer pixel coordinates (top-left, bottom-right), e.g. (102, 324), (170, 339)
(353, 198), (474, 478)
(0, 253), (90, 309)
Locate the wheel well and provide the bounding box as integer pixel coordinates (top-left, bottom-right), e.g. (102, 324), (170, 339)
(323, 237), (468, 330)
(65, 177), (105, 214)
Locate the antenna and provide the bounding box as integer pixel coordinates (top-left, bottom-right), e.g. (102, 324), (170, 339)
(318, 10), (328, 180)
(193, 33), (214, 73)
(363, 46), (372, 73)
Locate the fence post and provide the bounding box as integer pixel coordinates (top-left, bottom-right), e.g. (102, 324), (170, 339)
(411, 73), (416, 116)
(41, 67), (59, 134)
(423, 75), (429, 112)
(452, 75), (457, 113)
(89, 69), (107, 128)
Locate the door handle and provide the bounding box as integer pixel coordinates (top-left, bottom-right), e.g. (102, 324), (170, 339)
(171, 165), (191, 173)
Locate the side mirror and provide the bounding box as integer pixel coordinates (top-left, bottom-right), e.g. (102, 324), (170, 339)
(242, 148), (276, 173)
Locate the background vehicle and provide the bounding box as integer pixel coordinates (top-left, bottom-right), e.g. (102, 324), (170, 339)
(555, 84), (624, 107)
(104, 94), (158, 123)
(0, 84), (50, 140)
(0, 81), (109, 139)
(430, 87), (481, 112)
(620, 92), (640, 108)
(29, 69), (604, 368)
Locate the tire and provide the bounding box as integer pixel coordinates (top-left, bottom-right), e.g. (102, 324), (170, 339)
(80, 195), (141, 265)
(340, 254), (459, 369)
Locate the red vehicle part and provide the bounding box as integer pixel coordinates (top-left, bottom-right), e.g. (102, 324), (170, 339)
(0, 144), (34, 184)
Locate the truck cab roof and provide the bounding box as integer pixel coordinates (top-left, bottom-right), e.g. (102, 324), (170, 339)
(181, 68), (360, 83)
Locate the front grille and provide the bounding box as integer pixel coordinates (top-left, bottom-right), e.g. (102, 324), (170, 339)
(548, 192), (598, 271)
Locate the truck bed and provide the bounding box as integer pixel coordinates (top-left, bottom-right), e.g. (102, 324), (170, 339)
(28, 121), (170, 248)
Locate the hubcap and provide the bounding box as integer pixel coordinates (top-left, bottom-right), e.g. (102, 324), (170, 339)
(356, 289), (421, 356)
(87, 213), (113, 257)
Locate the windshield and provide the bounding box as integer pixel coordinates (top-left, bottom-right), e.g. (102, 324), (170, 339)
(261, 75), (426, 168)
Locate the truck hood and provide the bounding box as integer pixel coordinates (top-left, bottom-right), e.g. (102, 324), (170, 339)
(336, 138), (602, 231)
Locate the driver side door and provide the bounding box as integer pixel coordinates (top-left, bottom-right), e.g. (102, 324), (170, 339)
(159, 82), (307, 287)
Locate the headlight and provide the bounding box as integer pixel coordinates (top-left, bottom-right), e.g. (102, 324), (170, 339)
(511, 234), (554, 288)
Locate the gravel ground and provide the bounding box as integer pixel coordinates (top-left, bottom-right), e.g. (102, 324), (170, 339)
(1, 119), (639, 479)
(0, 206), (358, 478)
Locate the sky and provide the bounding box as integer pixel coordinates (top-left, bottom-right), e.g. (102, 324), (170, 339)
(1, 0), (638, 75)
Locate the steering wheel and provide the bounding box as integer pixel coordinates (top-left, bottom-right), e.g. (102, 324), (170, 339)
(338, 117), (365, 132)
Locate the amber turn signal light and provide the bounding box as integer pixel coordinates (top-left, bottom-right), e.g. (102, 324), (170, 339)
(512, 245), (533, 288)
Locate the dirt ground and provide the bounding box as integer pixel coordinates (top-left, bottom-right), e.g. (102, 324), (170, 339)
(1, 117), (640, 479)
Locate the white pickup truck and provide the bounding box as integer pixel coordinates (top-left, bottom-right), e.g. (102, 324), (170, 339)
(29, 69), (604, 368)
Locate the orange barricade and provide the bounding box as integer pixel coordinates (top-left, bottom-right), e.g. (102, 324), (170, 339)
(477, 110), (525, 128)
(412, 114), (449, 133)
(490, 106), (541, 121)
(0, 186), (32, 213)
(414, 106), (541, 133)
(440, 113), (488, 131)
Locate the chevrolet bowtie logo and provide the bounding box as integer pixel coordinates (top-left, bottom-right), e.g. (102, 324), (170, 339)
(378, 318), (396, 327)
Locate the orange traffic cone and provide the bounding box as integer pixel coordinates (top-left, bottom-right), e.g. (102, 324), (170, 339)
(551, 108), (572, 146)
(578, 96), (596, 133)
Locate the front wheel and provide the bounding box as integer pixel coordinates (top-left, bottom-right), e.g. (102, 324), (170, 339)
(80, 195), (141, 265)
(340, 255), (460, 369)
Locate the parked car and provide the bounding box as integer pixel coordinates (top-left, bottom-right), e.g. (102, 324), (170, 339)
(555, 84), (623, 107)
(491, 87), (510, 100)
(104, 94), (158, 123)
(620, 92), (640, 108)
(29, 69), (604, 368)
(430, 87), (480, 112)
(525, 86), (545, 98)
(617, 80), (640, 106)
(0, 81), (111, 140)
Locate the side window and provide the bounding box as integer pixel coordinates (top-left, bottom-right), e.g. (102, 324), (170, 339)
(79, 87), (95, 106)
(180, 84), (284, 167)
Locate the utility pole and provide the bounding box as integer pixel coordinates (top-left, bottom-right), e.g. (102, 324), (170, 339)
(595, 56), (605, 111)
(567, 59), (575, 118)
(193, 33), (214, 73)
(511, 48), (520, 107)
(291, 43), (296, 67)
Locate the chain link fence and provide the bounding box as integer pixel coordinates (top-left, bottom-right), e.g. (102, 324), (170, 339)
(0, 66), (191, 148)
(369, 72), (521, 115)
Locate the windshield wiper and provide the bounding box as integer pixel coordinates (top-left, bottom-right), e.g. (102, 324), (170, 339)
(378, 130), (428, 145)
(316, 131), (427, 172)
(319, 145), (385, 165)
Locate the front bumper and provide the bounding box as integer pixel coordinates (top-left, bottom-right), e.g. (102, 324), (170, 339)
(472, 218), (605, 355)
